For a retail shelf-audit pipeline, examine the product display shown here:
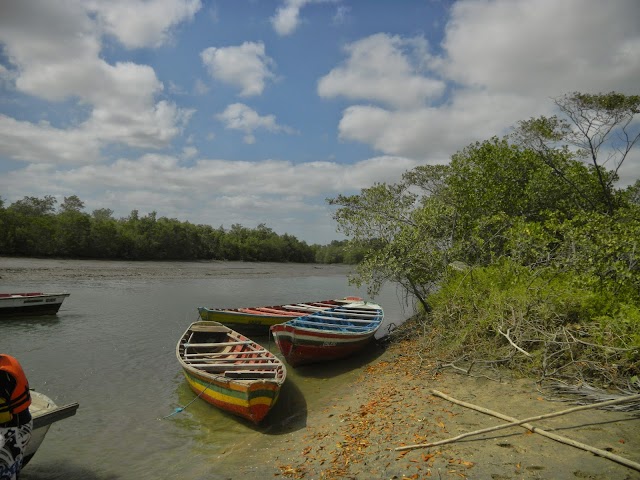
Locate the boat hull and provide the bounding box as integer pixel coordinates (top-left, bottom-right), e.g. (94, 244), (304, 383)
(197, 308), (291, 333)
(0, 293), (70, 317)
(197, 297), (361, 334)
(23, 391), (79, 467)
(270, 302), (384, 367)
(181, 369), (281, 423)
(270, 324), (376, 367)
(176, 321), (286, 424)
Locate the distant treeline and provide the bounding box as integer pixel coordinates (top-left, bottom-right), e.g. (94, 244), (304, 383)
(0, 195), (364, 264)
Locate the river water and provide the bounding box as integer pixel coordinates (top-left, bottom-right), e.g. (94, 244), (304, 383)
(0, 258), (411, 479)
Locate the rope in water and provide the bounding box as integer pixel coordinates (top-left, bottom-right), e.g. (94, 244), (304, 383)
(161, 312), (214, 420)
(160, 379), (214, 420)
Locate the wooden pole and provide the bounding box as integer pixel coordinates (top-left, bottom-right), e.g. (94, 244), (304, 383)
(395, 390), (640, 472)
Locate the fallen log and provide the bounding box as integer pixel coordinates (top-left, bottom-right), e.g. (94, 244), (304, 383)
(395, 390), (640, 472)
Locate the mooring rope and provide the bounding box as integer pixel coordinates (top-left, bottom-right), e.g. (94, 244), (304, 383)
(160, 380), (214, 420)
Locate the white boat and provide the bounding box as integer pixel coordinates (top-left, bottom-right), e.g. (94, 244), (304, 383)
(0, 292), (70, 317)
(23, 391), (79, 466)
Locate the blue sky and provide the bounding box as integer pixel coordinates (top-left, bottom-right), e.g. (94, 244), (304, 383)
(0, 0), (639, 244)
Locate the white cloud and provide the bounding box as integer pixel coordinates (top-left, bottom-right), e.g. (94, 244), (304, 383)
(327, 0), (640, 164)
(0, 153), (418, 243)
(216, 103), (296, 144)
(0, 0), (194, 165)
(271, 0), (341, 36)
(318, 33), (445, 109)
(182, 146), (198, 159)
(0, 115), (102, 164)
(271, 0), (310, 36)
(87, 0), (202, 49)
(201, 42), (275, 97)
(338, 91), (539, 159)
(441, 0), (640, 95)
(0, 1), (101, 102)
(86, 99), (194, 149)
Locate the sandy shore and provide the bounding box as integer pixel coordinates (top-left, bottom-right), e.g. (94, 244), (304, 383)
(231, 332), (640, 479)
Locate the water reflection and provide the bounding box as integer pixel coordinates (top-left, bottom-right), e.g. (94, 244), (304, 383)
(0, 315), (62, 328)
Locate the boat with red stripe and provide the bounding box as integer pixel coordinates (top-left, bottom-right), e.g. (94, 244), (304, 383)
(270, 301), (383, 367)
(197, 296), (362, 334)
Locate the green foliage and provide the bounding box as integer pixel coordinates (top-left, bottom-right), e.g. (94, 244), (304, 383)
(327, 91), (640, 388)
(624, 179), (640, 205)
(514, 92), (640, 215)
(571, 91), (640, 114)
(59, 195), (85, 213)
(554, 208), (640, 302)
(428, 259), (639, 384)
(313, 240), (365, 264)
(0, 195), (321, 263)
(328, 172), (455, 309)
(593, 304), (640, 360)
(8, 195), (57, 216)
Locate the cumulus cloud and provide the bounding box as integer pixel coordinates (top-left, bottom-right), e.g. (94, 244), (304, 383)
(216, 103), (296, 144)
(328, 0), (640, 161)
(0, 115), (102, 164)
(87, 0), (202, 49)
(271, 0), (310, 36)
(318, 33), (445, 109)
(441, 0), (640, 94)
(182, 146), (198, 159)
(201, 42), (275, 97)
(338, 92), (538, 159)
(0, 0), (194, 165)
(271, 0), (341, 36)
(0, 153), (419, 242)
(1, 153), (417, 204)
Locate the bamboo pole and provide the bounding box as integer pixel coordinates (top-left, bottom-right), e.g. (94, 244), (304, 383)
(395, 390), (640, 472)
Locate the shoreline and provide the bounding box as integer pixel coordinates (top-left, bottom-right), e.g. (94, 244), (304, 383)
(3, 257), (639, 479)
(227, 333), (640, 479)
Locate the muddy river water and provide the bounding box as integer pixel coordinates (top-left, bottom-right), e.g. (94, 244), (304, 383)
(0, 257), (410, 479)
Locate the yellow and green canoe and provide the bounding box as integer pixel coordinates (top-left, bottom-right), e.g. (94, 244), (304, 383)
(176, 320), (287, 424)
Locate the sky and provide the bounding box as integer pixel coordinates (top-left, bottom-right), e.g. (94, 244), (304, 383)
(0, 0), (639, 245)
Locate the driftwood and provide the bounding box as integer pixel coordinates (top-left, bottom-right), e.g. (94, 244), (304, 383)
(395, 389), (640, 472)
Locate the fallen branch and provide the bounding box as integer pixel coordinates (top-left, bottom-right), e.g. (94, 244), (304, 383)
(397, 391), (640, 450)
(498, 327), (532, 357)
(395, 390), (640, 472)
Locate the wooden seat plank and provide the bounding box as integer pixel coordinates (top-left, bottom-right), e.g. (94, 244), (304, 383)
(190, 362), (281, 369)
(184, 341), (252, 347)
(305, 314), (379, 324)
(184, 349), (269, 358)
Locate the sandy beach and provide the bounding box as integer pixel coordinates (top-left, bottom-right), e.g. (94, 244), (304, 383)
(231, 326), (640, 479)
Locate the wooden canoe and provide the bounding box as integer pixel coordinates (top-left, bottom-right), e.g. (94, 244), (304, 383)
(270, 301), (384, 367)
(176, 321), (287, 424)
(197, 296), (362, 334)
(0, 292), (70, 317)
